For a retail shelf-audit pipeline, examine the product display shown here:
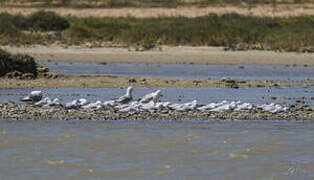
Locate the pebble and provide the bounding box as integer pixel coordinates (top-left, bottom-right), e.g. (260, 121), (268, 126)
(0, 102), (313, 121)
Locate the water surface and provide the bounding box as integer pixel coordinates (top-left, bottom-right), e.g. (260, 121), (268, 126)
(0, 120), (313, 180)
(1, 87), (313, 105)
(40, 62), (314, 81)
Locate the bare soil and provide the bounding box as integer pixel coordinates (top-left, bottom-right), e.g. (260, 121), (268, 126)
(0, 74), (312, 89)
(2, 45), (314, 66)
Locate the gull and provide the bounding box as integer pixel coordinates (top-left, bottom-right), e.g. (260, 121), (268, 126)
(103, 100), (116, 109)
(141, 101), (172, 111)
(118, 101), (142, 113)
(35, 97), (52, 106)
(258, 103), (288, 113)
(209, 101), (240, 112)
(65, 98), (89, 109)
(198, 102), (219, 111)
(43, 98), (61, 108)
(140, 90), (162, 104)
(140, 101), (158, 111)
(170, 100), (198, 112)
(20, 91), (43, 103)
(82, 100), (103, 110)
(155, 101), (172, 110)
(114, 86), (133, 104)
(234, 102), (253, 111)
(35, 97), (61, 108)
(116, 101), (140, 110)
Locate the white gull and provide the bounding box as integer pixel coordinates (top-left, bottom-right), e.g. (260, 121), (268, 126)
(65, 98), (89, 109)
(140, 90), (162, 104)
(20, 91), (43, 103)
(114, 86), (133, 104)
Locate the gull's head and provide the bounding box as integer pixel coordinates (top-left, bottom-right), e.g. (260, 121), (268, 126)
(153, 90), (162, 103)
(126, 86), (133, 95)
(155, 90), (162, 97)
(31, 91), (43, 97)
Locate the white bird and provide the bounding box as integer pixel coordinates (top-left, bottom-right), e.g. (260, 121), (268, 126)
(140, 90), (162, 104)
(103, 100), (116, 109)
(258, 103), (288, 113)
(35, 97), (52, 106)
(82, 100), (103, 110)
(170, 100), (198, 112)
(116, 101), (140, 110)
(234, 102), (253, 111)
(209, 101), (240, 112)
(118, 101), (142, 113)
(198, 102), (219, 111)
(20, 91), (43, 103)
(43, 98), (61, 108)
(140, 101), (158, 111)
(114, 86), (133, 104)
(65, 98), (89, 109)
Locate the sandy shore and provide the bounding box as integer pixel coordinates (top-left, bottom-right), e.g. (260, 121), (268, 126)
(0, 74), (312, 89)
(2, 5), (314, 18)
(2, 46), (314, 66)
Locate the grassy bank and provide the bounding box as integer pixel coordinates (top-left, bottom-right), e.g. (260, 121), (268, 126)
(1, 0), (314, 8)
(1, 11), (314, 52)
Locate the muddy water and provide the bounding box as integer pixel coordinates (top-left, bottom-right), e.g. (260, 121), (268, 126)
(40, 62), (314, 81)
(0, 120), (313, 179)
(1, 87), (314, 105)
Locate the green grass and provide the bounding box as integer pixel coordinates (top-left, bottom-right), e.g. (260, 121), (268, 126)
(2, 11), (314, 52)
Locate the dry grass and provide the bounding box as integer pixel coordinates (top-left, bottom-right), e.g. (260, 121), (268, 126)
(2, 4), (314, 18)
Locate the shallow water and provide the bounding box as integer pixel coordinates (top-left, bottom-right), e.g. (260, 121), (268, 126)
(40, 62), (314, 81)
(1, 87), (313, 105)
(0, 119), (313, 180)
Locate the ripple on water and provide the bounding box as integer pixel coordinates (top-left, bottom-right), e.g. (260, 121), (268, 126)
(0, 120), (313, 179)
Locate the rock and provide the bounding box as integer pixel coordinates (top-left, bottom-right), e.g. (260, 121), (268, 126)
(5, 71), (22, 78)
(37, 66), (49, 73)
(128, 78), (137, 83)
(225, 82), (239, 89)
(21, 73), (35, 80)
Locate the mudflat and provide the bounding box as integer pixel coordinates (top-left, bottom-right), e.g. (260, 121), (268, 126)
(2, 46), (314, 66)
(0, 74), (312, 89)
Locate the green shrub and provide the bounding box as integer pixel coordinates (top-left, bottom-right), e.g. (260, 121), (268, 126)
(0, 13), (21, 38)
(0, 49), (11, 76)
(63, 23), (95, 40)
(11, 14), (31, 30)
(0, 49), (38, 77)
(28, 11), (69, 31)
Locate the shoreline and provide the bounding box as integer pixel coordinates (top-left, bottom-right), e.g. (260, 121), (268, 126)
(1, 102), (313, 121)
(2, 45), (314, 66)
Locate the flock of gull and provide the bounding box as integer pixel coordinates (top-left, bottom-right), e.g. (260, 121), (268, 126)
(20, 87), (289, 114)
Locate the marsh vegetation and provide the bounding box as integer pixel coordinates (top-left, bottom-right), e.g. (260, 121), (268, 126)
(1, 11), (314, 52)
